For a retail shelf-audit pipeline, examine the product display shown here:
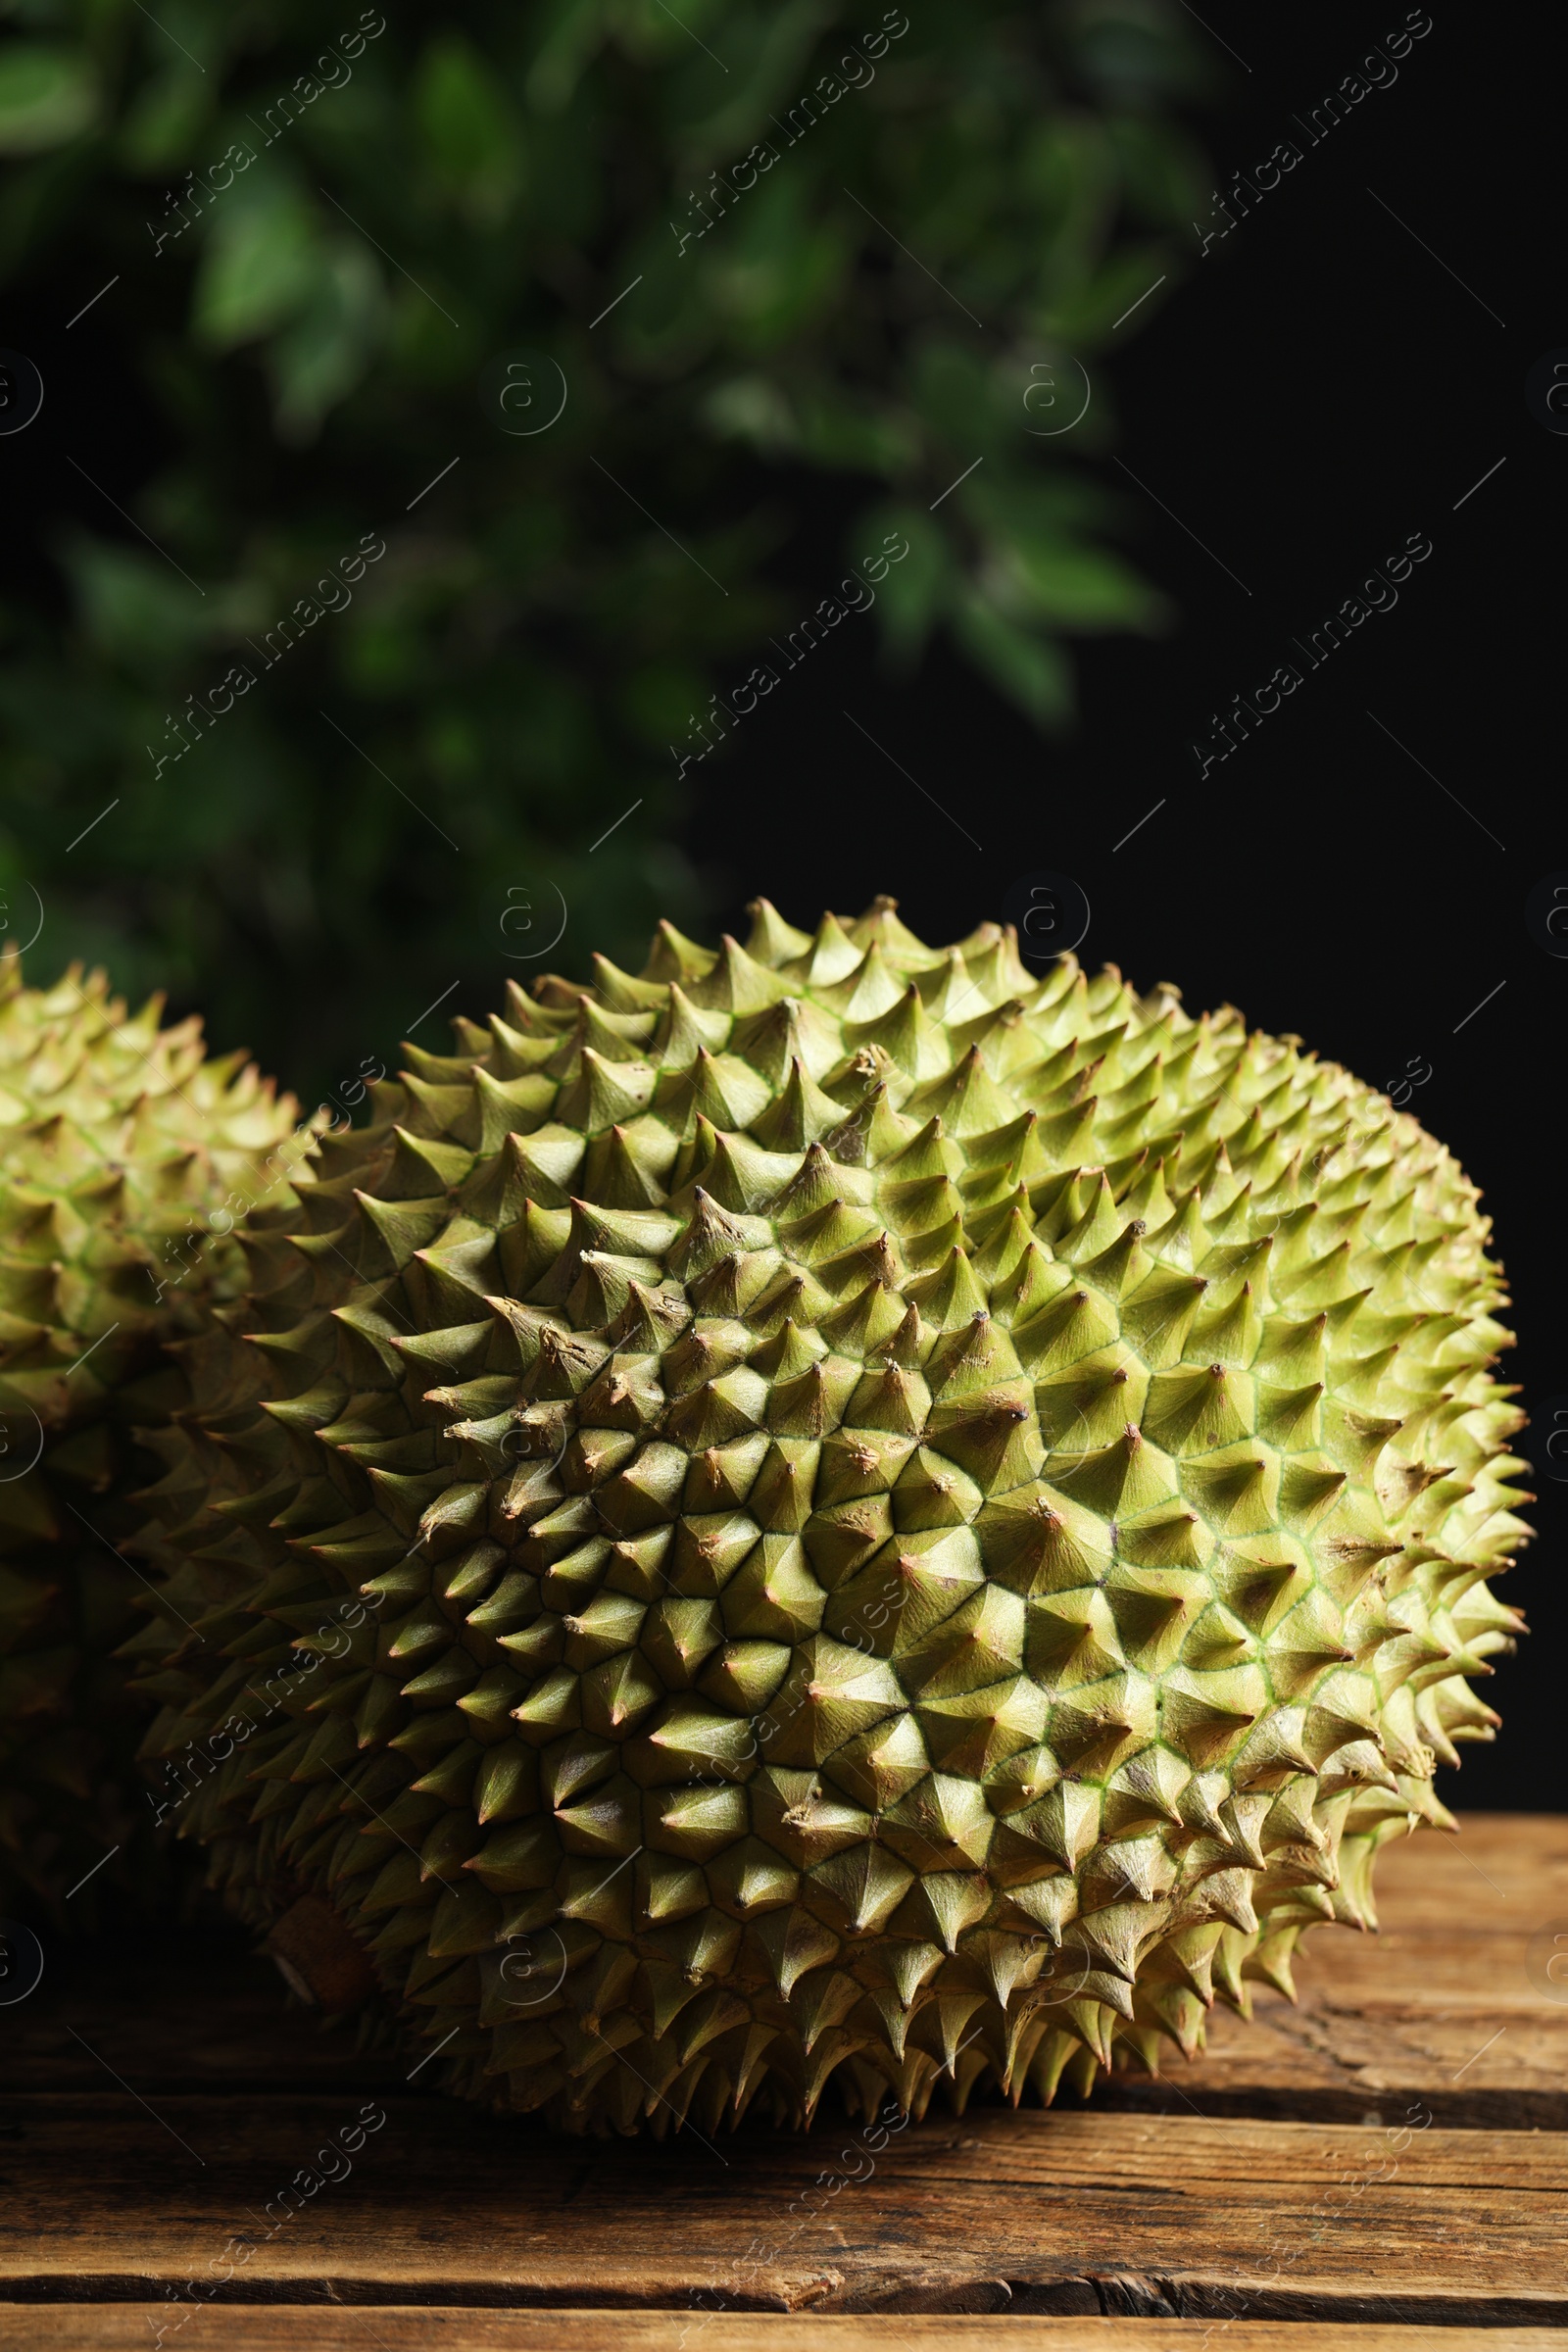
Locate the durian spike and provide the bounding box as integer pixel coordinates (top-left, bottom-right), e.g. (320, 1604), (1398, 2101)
(123, 906), (1530, 2132)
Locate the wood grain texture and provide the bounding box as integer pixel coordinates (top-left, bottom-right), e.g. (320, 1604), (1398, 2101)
(4, 2314), (1567, 2352)
(2, 1814), (1566, 2334)
(3, 2097), (1565, 2321)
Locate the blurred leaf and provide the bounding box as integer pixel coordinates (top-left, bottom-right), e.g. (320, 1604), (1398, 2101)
(524, 0), (608, 116)
(415, 33), (524, 220)
(992, 533), (1164, 631)
(116, 65), (209, 172)
(61, 537), (214, 667)
(0, 43), (96, 151)
(865, 504), (946, 667)
(701, 374), (801, 459)
(193, 178), (321, 347)
(267, 236), (388, 440)
(952, 589), (1074, 726)
(0, 0), (1217, 1102)
(794, 389), (919, 476)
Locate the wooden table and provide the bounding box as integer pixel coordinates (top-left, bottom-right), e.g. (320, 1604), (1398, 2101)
(5, 1813), (1566, 2349)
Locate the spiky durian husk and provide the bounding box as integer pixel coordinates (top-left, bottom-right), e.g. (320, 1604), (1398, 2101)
(0, 959), (311, 1916)
(127, 902), (1531, 2132)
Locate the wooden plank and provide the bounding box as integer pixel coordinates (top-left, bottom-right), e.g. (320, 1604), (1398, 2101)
(1344, 1813), (1568, 1923)
(4, 1815), (1566, 2326)
(4, 2313), (1567, 2352)
(0, 2096), (1564, 2323)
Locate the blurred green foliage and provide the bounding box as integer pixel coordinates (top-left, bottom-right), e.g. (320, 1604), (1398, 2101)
(0, 0), (1211, 1102)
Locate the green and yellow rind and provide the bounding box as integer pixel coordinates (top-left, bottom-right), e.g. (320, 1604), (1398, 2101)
(0, 958), (311, 1916)
(127, 903), (1530, 2129)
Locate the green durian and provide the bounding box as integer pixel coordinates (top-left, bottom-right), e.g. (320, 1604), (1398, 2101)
(0, 958), (313, 1918)
(127, 902), (1530, 2132)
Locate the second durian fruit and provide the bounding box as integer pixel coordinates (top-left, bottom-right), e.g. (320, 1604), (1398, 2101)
(128, 902), (1529, 2131)
(0, 958), (311, 1916)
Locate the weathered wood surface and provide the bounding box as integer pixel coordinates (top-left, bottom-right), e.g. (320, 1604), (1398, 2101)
(4, 2319), (1567, 2352)
(2, 1813), (1566, 2337)
(3, 2099), (1564, 2323)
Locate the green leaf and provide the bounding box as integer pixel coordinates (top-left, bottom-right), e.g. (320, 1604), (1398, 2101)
(951, 591), (1074, 727)
(61, 537), (212, 669)
(116, 66), (210, 172)
(664, 0), (823, 151)
(192, 181), (319, 348)
(908, 339), (1007, 457)
(701, 376), (800, 459)
(269, 238), (388, 443)
(524, 0), (607, 118)
(794, 390), (920, 477)
(415, 35), (524, 220)
(864, 505), (946, 668)
(996, 534), (1163, 631)
(0, 45), (96, 153)
(704, 172), (850, 348)
(1051, 242), (1177, 342)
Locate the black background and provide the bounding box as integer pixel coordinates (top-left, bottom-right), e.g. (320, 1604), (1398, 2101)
(685, 2), (1562, 1811)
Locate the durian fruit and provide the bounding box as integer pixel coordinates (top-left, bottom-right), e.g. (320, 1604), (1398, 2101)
(128, 902), (1530, 2133)
(0, 958), (313, 1916)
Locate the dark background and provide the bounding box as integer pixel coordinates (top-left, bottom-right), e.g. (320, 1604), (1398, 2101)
(684, 4), (1562, 1810)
